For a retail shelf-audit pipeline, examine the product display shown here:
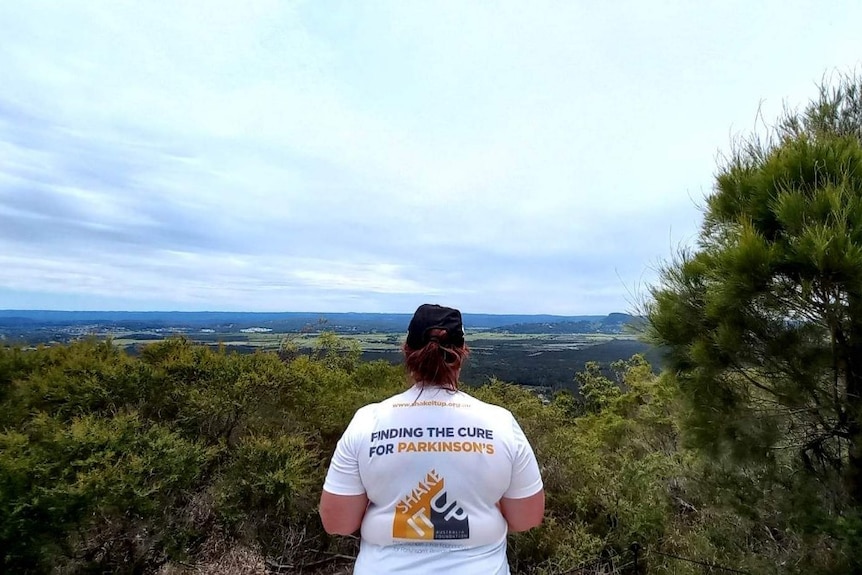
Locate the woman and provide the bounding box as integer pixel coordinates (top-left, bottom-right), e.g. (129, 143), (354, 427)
(320, 304), (544, 574)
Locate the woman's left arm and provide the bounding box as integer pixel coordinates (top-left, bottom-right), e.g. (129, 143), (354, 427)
(319, 491), (369, 535)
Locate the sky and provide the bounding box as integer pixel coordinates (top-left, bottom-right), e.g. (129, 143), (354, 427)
(1, 1), (860, 315)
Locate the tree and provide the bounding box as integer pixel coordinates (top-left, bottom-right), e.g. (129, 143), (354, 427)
(648, 73), (862, 507)
(575, 361), (620, 414)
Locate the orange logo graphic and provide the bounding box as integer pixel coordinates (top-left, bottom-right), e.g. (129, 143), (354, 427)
(392, 470), (469, 540)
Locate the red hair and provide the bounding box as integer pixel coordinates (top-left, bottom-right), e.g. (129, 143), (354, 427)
(403, 328), (469, 391)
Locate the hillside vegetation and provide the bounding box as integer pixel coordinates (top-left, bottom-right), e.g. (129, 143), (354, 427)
(0, 336), (854, 574)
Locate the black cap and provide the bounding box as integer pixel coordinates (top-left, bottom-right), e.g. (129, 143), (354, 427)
(406, 304), (465, 349)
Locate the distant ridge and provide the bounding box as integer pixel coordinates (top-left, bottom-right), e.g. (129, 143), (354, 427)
(0, 310), (620, 332)
(491, 312), (644, 334)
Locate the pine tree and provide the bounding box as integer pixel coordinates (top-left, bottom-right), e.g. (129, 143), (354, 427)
(648, 74), (862, 504)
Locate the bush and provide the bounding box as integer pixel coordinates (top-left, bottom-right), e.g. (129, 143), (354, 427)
(0, 412), (213, 573)
(0, 337), (853, 573)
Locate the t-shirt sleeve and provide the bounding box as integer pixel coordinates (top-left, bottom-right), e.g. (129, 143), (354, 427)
(322, 410), (368, 496)
(503, 415), (544, 499)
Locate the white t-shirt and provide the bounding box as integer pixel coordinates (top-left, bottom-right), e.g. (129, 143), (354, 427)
(323, 385), (543, 575)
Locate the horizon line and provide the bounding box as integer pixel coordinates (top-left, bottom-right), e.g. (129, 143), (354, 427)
(0, 309), (631, 317)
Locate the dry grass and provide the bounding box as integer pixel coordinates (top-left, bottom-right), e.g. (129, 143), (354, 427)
(157, 538), (267, 575)
(156, 524), (357, 575)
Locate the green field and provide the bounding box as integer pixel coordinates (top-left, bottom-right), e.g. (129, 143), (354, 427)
(110, 330), (634, 352)
(105, 329), (654, 390)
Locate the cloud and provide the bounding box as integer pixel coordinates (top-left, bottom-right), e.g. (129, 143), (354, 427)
(1, 1), (860, 313)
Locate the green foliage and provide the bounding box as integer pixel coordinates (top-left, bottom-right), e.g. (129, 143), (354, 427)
(575, 361), (620, 414)
(137, 338), (289, 442)
(0, 333), (409, 573)
(475, 358), (708, 571)
(649, 73), (862, 572)
(215, 433), (319, 524)
(507, 517), (604, 575)
(282, 355), (404, 453)
(2, 339), (138, 426)
(311, 331), (362, 371)
(652, 75), (862, 467)
(0, 411), (212, 572)
(1, 326), (852, 573)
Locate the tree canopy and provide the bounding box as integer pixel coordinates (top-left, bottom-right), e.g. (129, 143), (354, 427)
(649, 73), (862, 557)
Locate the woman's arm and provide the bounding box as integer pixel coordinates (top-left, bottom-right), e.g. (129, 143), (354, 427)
(319, 490), (369, 535)
(499, 489), (545, 532)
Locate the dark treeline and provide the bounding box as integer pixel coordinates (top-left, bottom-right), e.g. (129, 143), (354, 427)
(362, 338), (663, 389)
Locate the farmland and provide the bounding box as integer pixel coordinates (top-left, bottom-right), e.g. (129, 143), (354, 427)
(0, 311), (659, 390)
(105, 331), (656, 391)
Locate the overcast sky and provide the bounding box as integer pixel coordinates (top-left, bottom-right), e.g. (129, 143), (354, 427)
(1, 1), (859, 314)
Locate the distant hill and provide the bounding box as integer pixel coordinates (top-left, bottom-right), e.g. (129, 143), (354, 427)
(491, 312), (645, 334)
(0, 310), (634, 334)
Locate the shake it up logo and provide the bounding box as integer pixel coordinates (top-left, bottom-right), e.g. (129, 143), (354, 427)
(392, 470), (470, 540)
